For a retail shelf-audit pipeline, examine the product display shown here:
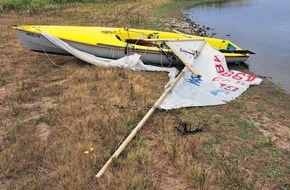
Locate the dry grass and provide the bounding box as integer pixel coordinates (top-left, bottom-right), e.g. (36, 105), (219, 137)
(0, 0), (289, 189)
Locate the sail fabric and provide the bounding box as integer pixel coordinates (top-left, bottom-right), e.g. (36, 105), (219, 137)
(42, 32), (262, 109)
(159, 41), (262, 109)
(41, 32), (179, 86)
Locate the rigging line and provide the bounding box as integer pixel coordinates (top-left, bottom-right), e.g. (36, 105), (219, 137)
(159, 48), (173, 68)
(40, 43), (63, 68)
(140, 43), (150, 57)
(38, 33), (63, 68)
(138, 40), (157, 64)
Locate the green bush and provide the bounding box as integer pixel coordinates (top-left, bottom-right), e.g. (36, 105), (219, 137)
(1, 0), (49, 11)
(0, 0), (102, 12)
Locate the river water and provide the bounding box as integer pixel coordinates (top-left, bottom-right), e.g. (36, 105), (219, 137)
(184, 0), (290, 93)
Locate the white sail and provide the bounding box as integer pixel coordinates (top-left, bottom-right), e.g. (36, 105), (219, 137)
(160, 41), (262, 109)
(41, 32), (179, 85)
(41, 32), (262, 109)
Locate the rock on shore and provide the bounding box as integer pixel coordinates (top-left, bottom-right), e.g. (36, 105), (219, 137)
(159, 16), (216, 37)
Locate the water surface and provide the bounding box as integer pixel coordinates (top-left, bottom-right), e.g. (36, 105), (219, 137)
(185, 0), (290, 92)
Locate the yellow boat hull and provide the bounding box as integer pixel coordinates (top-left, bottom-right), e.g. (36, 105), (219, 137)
(13, 25), (250, 65)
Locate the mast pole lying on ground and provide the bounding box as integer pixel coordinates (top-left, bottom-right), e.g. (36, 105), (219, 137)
(95, 71), (185, 178)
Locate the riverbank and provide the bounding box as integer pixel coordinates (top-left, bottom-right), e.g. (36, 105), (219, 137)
(154, 0), (223, 36)
(0, 0), (289, 189)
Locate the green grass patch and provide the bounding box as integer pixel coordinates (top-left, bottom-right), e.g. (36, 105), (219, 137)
(0, 0), (103, 12)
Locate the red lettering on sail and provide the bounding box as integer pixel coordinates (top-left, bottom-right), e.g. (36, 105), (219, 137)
(224, 85), (239, 92)
(246, 74), (256, 82)
(232, 72), (246, 80)
(214, 55), (221, 63)
(221, 71), (234, 77)
(214, 55), (225, 73)
(215, 64), (225, 73)
(220, 83), (239, 92)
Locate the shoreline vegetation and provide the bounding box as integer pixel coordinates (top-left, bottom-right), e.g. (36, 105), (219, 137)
(0, 0), (289, 189)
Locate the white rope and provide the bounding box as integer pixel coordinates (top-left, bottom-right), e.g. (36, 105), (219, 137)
(37, 31), (63, 68)
(40, 42), (63, 68)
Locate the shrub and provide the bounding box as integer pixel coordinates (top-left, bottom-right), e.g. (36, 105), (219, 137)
(0, 0), (102, 12)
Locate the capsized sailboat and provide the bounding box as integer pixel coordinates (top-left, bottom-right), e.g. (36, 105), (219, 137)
(12, 25), (253, 66)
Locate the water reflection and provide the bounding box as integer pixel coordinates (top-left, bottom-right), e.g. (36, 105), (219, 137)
(199, 0), (250, 9)
(185, 0), (290, 92)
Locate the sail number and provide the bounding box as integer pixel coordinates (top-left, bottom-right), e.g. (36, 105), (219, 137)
(26, 32), (40, 38)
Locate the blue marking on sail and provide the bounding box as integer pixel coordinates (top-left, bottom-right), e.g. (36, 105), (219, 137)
(211, 89), (230, 96)
(187, 75), (202, 86)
